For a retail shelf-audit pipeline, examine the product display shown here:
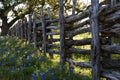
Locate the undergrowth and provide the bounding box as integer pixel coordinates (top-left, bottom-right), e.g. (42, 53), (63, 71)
(0, 36), (90, 80)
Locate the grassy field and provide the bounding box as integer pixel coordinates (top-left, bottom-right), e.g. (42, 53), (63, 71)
(0, 34), (119, 80)
(0, 36), (91, 80)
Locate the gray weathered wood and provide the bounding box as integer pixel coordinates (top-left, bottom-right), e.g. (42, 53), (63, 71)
(71, 20), (90, 30)
(23, 18), (27, 40)
(66, 27), (91, 37)
(59, 0), (65, 69)
(46, 32), (60, 35)
(67, 48), (90, 54)
(47, 44), (60, 48)
(101, 45), (120, 54)
(101, 69), (120, 80)
(47, 49), (59, 54)
(47, 7), (51, 20)
(105, 10), (120, 23)
(65, 38), (91, 46)
(33, 12), (37, 50)
(65, 9), (90, 23)
(66, 58), (91, 68)
(72, 0), (76, 15)
(27, 14), (32, 44)
(102, 60), (120, 69)
(90, 0), (100, 80)
(41, 6), (47, 56)
(111, 0), (117, 7)
(21, 19), (24, 39)
(46, 26), (60, 29)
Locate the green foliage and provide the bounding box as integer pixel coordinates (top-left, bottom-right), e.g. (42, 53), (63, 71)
(0, 36), (90, 80)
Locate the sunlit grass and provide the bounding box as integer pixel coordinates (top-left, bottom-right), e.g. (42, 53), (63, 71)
(0, 36), (90, 80)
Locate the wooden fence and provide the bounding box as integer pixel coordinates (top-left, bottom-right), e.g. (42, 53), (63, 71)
(8, 0), (120, 80)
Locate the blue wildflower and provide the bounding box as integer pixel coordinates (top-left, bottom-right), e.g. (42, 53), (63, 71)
(27, 55), (32, 62)
(36, 57), (40, 62)
(41, 73), (45, 80)
(32, 74), (36, 80)
(51, 73), (55, 80)
(69, 66), (74, 73)
(0, 62), (2, 66)
(47, 68), (53, 73)
(21, 63), (25, 68)
(11, 67), (15, 73)
(38, 71), (41, 77)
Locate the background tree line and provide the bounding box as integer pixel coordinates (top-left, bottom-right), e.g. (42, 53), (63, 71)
(0, 0), (91, 36)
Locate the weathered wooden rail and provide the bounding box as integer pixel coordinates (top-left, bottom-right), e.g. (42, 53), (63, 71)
(8, 0), (120, 80)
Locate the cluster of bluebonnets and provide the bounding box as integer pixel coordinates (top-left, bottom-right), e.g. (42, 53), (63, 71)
(0, 36), (89, 80)
(0, 36), (76, 80)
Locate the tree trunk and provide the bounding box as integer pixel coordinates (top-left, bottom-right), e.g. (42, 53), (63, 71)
(1, 16), (9, 36)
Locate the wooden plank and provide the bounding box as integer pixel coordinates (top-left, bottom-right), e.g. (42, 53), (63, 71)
(27, 14), (32, 44)
(66, 27), (91, 37)
(90, 0), (100, 80)
(66, 58), (91, 68)
(47, 7), (51, 20)
(47, 49), (59, 54)
(111, 0), (117, 7)
(67, 48), (90, 54)
(33, 12), (37, 50)
(106, 28), (120, 38)
(36, 26), (42, 30)
(47, 44), (60, 48)
(105, 10), (120, 23)
(72, 0), (76, 15)
(71, 20), (90, 30)
(46, 32), (60, 35)
(23, 18), (27, 40)
(59, 0), (65, 68)
(46, 26), (60, 29)
(101, 69), (120, 80)
(47, 39), (60, 42)
(41, 6), (47, 56)
(65, 38), (91, 46)
(101, 45), (120, 54)
(21, 19), (24, 39)
(102, 60), (120, 69)
(46, 18), (59, 23)
(65, 9), (90, 23)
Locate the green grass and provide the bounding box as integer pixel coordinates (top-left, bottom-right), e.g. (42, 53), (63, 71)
(0, 36), (90, 80)
(1, 33), (119, 80)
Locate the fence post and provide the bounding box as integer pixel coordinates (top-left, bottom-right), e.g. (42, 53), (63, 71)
(41, 6), (47, 56)
(21, 19), (24, 40)
(33, 12), (37, 50)
(72, 0), (76, 15)
(59, 0), (65, 69)
(27, 15), (32, 44)
(90, 0), (100, 80)
(23, 18), (27, 40)
(47, 7), (54, 58)
(111, 0), (117, 7)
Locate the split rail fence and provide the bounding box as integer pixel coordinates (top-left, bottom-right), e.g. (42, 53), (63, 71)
(8, 0), (120, 80)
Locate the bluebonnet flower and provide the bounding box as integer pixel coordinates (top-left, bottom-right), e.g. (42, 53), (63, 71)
(36, 57), (40, 62)
(41, 73), (45, 80)
(17, 68), (20, 72)
(0, 62), (2, 66)
(11, 67), (15, 73)
(47, 68), (53, 73)
(28, 63), (31, 67)
(20, 63), (25, 68)
(69, 66), (74, 73)
(27, 55), (32, 62)
(51, 73), (55, 80)
(32, 74), (36, 80)
(38, 71), (41, 77)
